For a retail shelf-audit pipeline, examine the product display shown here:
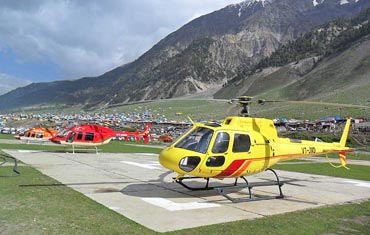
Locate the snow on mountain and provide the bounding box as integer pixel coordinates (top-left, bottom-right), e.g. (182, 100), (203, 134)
(313, 0), (325, 7)
(315, 0), (361, 7)
(340, 0), (360, 5)
(232, 0), (274, 17)
(234, 0), (274, 8)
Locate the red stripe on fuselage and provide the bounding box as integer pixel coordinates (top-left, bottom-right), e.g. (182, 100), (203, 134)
(231, 160), (252, 177)
(215, 159), (246, 178)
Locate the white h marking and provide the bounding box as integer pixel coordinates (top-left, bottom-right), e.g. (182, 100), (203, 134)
(121, 161), (161, 170)
(142, 198), (220, 211)
(344, 180), (370, 188)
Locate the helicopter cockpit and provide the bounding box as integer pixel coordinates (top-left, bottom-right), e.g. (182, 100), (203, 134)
(175, 127), (215, 154)
(169, 125), (252, 173)
(56, 129), (70, 138)
(175, 126), (251, 154)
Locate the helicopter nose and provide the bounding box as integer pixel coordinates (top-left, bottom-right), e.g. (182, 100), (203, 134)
(159, 147), (201, 173)
(159, 148), (179, 172)
(49, 137), (61, 144)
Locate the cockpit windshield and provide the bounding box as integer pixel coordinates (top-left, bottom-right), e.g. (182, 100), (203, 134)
(56, 129), (69, 138)
(175, 127), (214, 154)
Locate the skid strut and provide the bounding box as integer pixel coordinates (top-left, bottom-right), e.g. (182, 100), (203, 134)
(174, 168), (284, 203)
(0, 152), (20, 176)
(175, 176), (214, 191)
(216, 168), (284, 203)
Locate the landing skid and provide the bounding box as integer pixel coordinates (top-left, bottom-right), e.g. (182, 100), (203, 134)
(174, 174), (246, 191)
(0, 151), (20, 176)
(216, 168), (284, 203)
(69, 145), (99, 154)
(174, 168), (284, 203)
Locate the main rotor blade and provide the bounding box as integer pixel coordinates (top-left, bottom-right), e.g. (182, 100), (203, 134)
(263, 100), (370, 109)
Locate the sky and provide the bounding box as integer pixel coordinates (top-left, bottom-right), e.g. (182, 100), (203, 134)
(0, 0), (243, 83)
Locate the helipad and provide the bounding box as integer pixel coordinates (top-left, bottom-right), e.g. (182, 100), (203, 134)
(5, 150), (370, 232)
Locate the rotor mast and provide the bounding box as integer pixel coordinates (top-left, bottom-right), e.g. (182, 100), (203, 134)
(239, 96), (252, 117)
(231, 96), (265, 117)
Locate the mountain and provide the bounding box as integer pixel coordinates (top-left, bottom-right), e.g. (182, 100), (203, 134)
(0, 0), (369, 111)
(0, 74), (31, 95)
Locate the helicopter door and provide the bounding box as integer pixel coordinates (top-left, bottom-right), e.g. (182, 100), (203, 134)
(232, 134), (251, 153)
(67, 132), (76, 143)
(228, 133), (252, 175)
(77, 132), (83, 141)
(211, 132), (230, 154)
(204, 132), (230, 172)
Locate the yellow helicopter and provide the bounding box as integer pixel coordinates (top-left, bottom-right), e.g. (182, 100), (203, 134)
(158, 96), (364, 202)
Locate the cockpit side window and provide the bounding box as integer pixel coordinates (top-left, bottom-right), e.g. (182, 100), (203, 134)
(212, 132), (230, 153)
(77, 132), (83, 140)
(175, 127), (214, 154)
(232, 134), (251, 152)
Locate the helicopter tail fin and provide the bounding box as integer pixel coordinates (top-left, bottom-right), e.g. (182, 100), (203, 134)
(143, 123), (151, 133)
(338, 119), (351, 169)
(142, 123), (151, 143)
(325, 119), (351, 169)
(339, 119), (351, 148)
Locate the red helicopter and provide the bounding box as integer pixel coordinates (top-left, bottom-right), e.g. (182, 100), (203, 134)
(49, 123), (151, 152)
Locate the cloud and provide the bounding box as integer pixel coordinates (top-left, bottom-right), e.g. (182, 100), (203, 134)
(0, 73), (32, 95)
(0, 0), (241, 81)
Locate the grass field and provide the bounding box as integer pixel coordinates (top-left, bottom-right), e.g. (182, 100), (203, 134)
(0, 134), (15, 140)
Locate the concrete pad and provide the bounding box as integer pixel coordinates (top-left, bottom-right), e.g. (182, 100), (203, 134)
(4, 149), (370, 232)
